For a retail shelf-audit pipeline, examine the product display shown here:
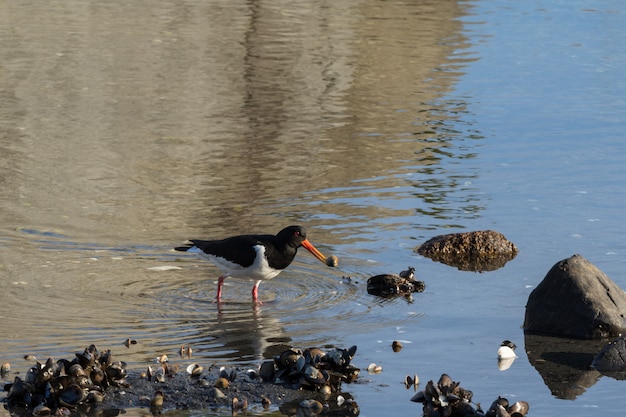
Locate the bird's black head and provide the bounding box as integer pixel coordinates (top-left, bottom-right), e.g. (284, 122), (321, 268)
(277, 225), (307, 247)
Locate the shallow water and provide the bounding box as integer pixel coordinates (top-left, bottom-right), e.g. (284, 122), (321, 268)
(1, 0), (626, 416)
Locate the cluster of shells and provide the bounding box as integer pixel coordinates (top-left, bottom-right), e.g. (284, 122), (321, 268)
(366, 267), (426, 298)
(3, 345), (126, 415)
(258, 345), (360, 395)
(410, 374), (529, 417)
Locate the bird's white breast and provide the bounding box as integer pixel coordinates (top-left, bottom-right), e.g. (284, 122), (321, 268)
(196, 245), (282, 280)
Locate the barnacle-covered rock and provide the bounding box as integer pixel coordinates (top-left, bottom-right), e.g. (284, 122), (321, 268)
(416, 230), (518, 272)
(367, 267), (425, 297)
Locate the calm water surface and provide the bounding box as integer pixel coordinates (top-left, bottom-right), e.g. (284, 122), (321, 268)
(1, 0), (626, 416)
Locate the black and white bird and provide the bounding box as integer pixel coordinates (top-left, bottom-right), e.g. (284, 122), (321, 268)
(175, 225), (328, 303)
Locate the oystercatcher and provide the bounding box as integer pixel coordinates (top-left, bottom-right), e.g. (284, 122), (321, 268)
(175, 225), (328, 303)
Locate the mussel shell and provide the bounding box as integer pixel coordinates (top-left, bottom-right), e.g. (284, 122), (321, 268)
(261, 396), (271, 408)
(341, 364), (360, 383)
(405, 374), (419, 388)
(153, 367), (166, 383)
(457, 387), (473, 402)
(1, 362), (11, 377)
(410, 390), (426, 403)
(323, 349), (344, 366)
(52, 375), (72, 391)
(508, 401), (529, 416)
(488, 396), (509, 415)
(324, 346), (356, 366)
(151, 390), (164, 408)
(75, 351), (95, 369)
(37, 358), (58, 385)
(90, 367), (105, 385)
(258, 361), (275, 381)
(105, 364), (127, 380)
(58, 384), (85, 407)
(99, 350), (113, 366)
(85, 390), (105, 403)
(302, 365), (328, 385)
(278, 349), (302, 368)
(86, 344), (100, 356)
(69, 364), (87, 378)
(454, 400), (477, 416)
(424, 380), (441, 400)
(437, 374), (453, 388)
(391, 341), (403, 352)
(24, 367), (39, 385)
(186, 363), (203, 377)
(399, 266), (416, 279)
(346, 345), (357, 360)
(319, 384), (332, 395)
(304, 348), (325, 364)
(32, 405), (52, 416)
(295, 355), (306, 373)
(7, 377), (34, 406)
(299, 399), (324, 415)
(273, 368), (289, 383)
(219, 366), (237, 382)
(367, 363), (382, 374)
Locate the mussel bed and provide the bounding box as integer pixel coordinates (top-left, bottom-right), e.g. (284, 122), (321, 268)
(1, 344), (361, 417)
(411, 373), (529, 417)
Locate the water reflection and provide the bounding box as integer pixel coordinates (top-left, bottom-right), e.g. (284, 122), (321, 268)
(0, 0), (479, 413)
(524, 333), (608, 400)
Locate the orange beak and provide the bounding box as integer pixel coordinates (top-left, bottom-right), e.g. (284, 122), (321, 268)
(301, 239), (327, 264)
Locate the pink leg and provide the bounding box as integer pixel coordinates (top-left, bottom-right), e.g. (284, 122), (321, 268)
(252, 280), (262, 303)
(216, 276), (226, 303)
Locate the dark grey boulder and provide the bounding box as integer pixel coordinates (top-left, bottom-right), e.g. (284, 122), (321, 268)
(524, 254), (626, 339)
